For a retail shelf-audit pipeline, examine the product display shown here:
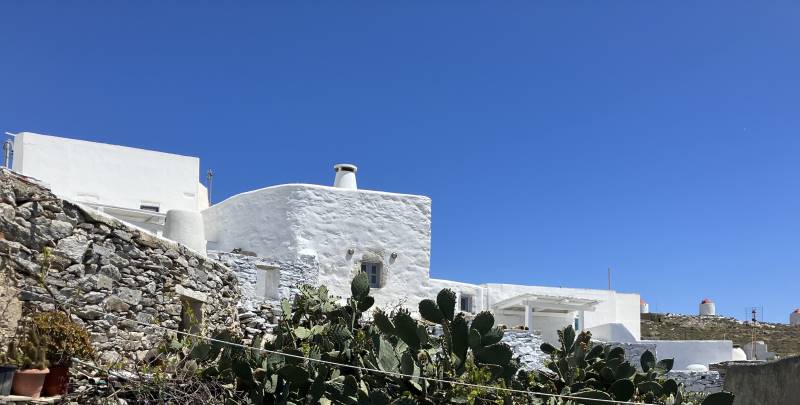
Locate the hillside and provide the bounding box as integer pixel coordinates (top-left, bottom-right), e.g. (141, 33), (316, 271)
(641, 313), (800, 358)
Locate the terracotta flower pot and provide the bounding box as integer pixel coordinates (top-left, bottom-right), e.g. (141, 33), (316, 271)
(11, 368), (49, 399)
(43, 365), (70, 396)
(0, 365), (16, 395)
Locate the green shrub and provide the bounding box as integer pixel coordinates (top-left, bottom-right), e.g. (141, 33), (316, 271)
(31, 311), (94, 367)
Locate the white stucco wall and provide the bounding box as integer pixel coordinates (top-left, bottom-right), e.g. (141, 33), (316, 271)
(586, 323), (638, 342)
(12, 132), (202, 214)
(202, 184), (641, 340)
(483, 283), (641, 343)
(203, 184), (432, 310)
(428, 278), (487, 314)
(644, 340), (733, 370)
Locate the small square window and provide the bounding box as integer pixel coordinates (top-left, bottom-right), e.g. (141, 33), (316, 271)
(460, 294), (474, 313)
(361, 262), (382, 288)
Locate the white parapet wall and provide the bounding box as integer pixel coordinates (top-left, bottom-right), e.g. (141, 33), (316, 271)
(12, 132), (203, 215)
(643, 340), (733, 370)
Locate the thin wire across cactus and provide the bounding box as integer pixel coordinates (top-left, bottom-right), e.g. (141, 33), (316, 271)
(182, 273), (531, 404)
(171, 274), (734, 405)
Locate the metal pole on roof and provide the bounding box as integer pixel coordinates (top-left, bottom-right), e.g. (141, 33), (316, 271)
(607, 267), (611, 290)
(1, 132), (14, 168)
(206, 169), (214, 205)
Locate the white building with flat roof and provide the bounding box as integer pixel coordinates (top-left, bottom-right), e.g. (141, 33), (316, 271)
(10, 132), (208, 234)
(6, 131), (643, 345)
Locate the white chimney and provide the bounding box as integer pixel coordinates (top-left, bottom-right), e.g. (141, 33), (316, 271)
(333, 164), (358, 190)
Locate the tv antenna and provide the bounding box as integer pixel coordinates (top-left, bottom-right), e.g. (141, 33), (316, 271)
(746, 306), (763, 360)
(206, 169), (214, 205)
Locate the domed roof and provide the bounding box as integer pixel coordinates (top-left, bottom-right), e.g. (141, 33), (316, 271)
(793, 309), (800, 314)
(701, 298), (713, 304)
(640, 298), (647, 305)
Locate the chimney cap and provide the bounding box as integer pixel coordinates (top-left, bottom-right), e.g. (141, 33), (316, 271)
(334, 163), (358, 173)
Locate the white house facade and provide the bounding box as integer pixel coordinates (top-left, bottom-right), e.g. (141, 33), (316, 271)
(6, 131), (644, 347)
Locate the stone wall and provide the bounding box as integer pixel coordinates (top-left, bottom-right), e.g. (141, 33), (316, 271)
(208, 250), (318, 309)
(601, 340), (658, 369)
(502, 330), (546, 371)
(602, 340), (725, 393)
(667, 370), (723, 394)
(0, 169), (241, 364)
(722, 356), (800, 405)
(207, 250), (319, 341)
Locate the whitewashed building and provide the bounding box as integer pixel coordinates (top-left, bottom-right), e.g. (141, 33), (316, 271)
(7, 132), (642, 345)
(10, 132), (208, 234)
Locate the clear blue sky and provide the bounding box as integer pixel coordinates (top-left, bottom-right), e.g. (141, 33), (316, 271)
(2, 2), (799, 322)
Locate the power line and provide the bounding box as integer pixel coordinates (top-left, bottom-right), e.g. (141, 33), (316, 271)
(15, 286), (657, 405)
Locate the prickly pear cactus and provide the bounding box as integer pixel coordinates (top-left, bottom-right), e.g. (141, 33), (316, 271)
(534, 325), (735, 405)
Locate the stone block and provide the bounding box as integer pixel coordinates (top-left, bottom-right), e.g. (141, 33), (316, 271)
(96, 274), (114, 290)
(118, 287), (142, 305)
(55, 234), (90, 262)
(99, 265), (121, 281)
(85, 292), (105, 304)
(104, 296), (130, 312)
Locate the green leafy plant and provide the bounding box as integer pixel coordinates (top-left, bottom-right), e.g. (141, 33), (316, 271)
(31, 311), (94, 366)
(7, 328), (49, 370)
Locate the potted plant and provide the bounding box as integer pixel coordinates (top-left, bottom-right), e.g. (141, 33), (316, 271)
(32, 311), (94, 396)
(9, 329), (49, 399)
(0, 343), (17, 396)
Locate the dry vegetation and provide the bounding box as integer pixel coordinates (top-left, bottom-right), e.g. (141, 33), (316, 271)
(641, 313), (800, 357)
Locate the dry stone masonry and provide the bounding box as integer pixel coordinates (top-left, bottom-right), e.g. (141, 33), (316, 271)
(208, 250), (318, 340)
(667, 370), (723, 394)
(602, 340), (658, 369)
(602, 339), (724, 393)
(208, 250), (318, 309)
(502, 330), (547, 371)
(0, 169), (242, 364)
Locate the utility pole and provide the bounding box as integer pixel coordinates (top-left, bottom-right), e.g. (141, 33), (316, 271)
(751, 308), (758, 360)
